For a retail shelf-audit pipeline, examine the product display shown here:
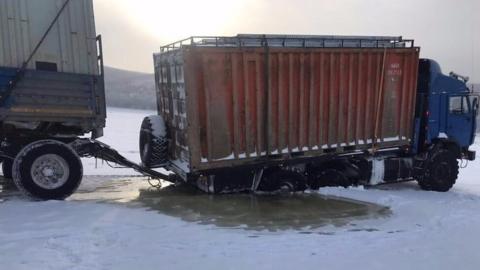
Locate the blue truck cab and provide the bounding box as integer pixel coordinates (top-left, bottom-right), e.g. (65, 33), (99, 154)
(415, 59), (478, 161)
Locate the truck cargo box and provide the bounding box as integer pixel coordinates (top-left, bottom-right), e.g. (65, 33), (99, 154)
(0, 0), (105, 138)
(154, 35), (420, 177)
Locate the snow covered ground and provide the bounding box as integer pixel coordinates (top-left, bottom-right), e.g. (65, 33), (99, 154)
(81, 107), (154, 176)
(1, 107), (480, 270)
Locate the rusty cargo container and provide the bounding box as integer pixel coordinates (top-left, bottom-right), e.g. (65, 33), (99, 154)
(144, 35), (421, 192)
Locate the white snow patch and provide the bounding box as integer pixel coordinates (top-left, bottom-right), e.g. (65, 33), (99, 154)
(383, 136), (400, 142)
(439, 132), (449, 139)
(370, 158), (385, 185)
(149, 115), (167, 138)
(215, 153), (235, 161)
(171, 159), (190, 172)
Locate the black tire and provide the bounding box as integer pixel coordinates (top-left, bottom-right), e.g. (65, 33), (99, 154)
(310, 168), (350, 189)
(2, 158), (13, 179)
(139, 115), (168, 168)
(12, 140), (83, 200)
(258, 168), (307, 192)
(417, 149), (458, 192)
(307, 163), (352, 189)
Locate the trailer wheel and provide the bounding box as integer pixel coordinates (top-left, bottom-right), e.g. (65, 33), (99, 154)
(2, 158), (13, 179)
(12, 140), (83, 200)
(417, 149), (458, 192)
(258, 168), (307, 192)
(139, 115), (168, 168)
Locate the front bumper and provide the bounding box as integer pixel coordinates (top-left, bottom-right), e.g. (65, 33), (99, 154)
(464, 150), (476, 161)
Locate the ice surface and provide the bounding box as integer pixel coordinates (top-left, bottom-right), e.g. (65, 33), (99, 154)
(1, 108), (480, 270)
(81, 107), (155, 176)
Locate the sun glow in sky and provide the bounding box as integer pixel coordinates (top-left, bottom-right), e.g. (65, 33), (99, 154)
(103, 0), (249, 41)
(94, 0), (479, 83)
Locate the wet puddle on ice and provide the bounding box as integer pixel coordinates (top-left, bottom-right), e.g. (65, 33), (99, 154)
(1, 176), (391, 231)
(133, 186), (391, 231)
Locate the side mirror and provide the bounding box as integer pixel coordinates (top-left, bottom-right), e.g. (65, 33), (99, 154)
(473, 97), (479, 116)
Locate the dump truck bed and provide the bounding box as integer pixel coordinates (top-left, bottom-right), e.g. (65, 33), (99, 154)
(0, 67), (105, 136)
(154, 35), (420, 177)
(0, 0), (105, 138)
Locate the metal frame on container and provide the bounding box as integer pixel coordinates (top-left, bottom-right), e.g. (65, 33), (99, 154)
(160, 34), (415, 53)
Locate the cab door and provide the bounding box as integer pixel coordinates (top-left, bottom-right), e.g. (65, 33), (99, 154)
(446, 95), (475, 146)
(470, 96), (479, 144)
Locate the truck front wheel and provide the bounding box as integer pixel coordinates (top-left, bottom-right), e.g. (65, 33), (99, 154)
(417, 149), (458, 192)
(12, 140), (83, 200)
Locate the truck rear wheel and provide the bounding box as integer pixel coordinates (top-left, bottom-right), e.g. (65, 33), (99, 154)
(309, 168), (349, 190)
(307, 161), (355, 189)
(417, 149), (458, 192)
(257, 168), (307, 192)
(12, 140), (83, 200)
(139, 115), (168, 168)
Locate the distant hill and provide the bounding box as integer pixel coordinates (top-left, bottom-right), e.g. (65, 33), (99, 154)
(104, 66), (156, 110)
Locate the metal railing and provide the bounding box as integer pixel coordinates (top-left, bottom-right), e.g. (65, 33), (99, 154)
(160, 34), (415, 53)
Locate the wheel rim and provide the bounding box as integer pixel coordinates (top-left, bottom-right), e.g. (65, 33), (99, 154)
(30, 154), (70, 190)
(279, 181), (295, 192)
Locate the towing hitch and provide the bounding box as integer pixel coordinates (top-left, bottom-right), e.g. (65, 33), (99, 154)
(71, 139), (178, 183)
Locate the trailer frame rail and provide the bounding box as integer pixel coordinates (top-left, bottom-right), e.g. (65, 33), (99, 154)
(71, 139), (178, 183)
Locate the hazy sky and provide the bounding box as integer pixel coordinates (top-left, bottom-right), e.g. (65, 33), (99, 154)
(94, 0), (479, 83)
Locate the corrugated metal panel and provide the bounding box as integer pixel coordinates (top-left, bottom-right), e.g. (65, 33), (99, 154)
(156, 46), (420, 173)
(0, 67), (104, 133)
(0, 0), (98, 75)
